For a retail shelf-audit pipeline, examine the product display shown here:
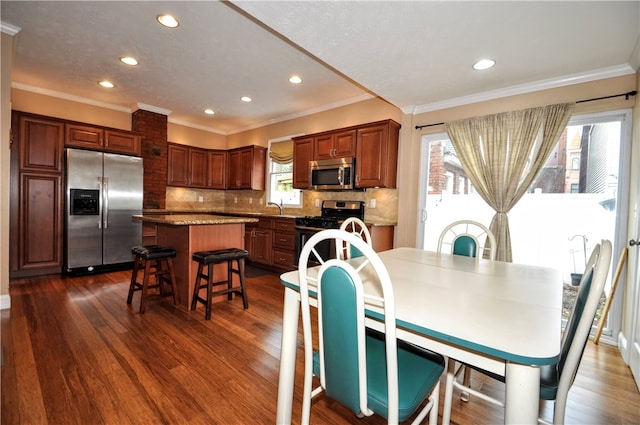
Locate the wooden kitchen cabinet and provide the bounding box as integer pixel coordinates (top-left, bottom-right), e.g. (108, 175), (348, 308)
(368, 224), (395, 253)
(10, 111), (65, 277)
(272, 218), (295, 269)
(65, 123), (103, 150)
(19, 114), (65, 173)
(313, 129), (356, 160)
(207, 150), (227, 189)
(355, 120), (400, 188)
(65, 123), (141, 155)
(227, 145), (266, 190)
(244, 216), (295, 271)
(292, 119), (400, 189)
(104, 129), (141, 155)
(167, 143), (208, 187)
(18, 173), (64, 273)
(245, 218), (273, 266)
(293, 137), (313, 189)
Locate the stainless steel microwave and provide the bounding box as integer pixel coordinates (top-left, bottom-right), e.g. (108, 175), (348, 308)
(309, 157), (355, 190)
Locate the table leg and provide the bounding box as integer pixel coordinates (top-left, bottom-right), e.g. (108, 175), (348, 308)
(441, 358), (456, 425)
(276, 287), (300, 425)
(504, 362), (540, 424)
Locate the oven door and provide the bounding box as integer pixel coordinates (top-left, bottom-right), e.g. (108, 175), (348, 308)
(294, 226), (336, 267)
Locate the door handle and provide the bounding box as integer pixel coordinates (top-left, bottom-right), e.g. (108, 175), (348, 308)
(97, 177), (103, 229)
(103, 177), (109, 229)
(630, 239), (640, 246)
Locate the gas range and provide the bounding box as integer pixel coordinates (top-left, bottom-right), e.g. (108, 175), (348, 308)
(295, 200), (365, 230)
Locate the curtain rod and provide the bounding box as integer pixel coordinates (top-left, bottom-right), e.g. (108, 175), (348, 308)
(414, 90), (638, 130)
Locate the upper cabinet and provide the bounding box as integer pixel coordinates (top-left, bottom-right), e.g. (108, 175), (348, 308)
(18, 114), (65, 173)
(227, 145), (266, 190)
(313, 129), (356, 160)
(355, 120), (400, 188)
(292, 137), (313, 189)
(292, 119), (400, 189)
(207, 150), (227, 189)
(65, 123), (141, 156)
(167, 143), (208, 188)
(165, 143), (265, 190)
(104, 129), (141, 155)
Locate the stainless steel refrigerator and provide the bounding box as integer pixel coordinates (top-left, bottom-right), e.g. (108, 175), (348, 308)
(64, 148), (143, 274)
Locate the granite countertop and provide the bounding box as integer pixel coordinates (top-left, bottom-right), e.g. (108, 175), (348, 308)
(132, 214), (259, 226)
(140, 209), (396, 226)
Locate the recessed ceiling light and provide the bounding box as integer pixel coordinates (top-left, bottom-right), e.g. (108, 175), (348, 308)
(157, 14), (179, 28)
(204, 109), (215, 115)
(98, 80), (114, 88)
(289, 75), (303, 84)
(473, 59), (496, 70)
(241, 96), (252, 102)
(120, 56), (138, 66)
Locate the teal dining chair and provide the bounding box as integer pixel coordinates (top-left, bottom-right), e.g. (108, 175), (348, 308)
(441, 239), (612, 425)
(298, 229), (445, 424)
(337, 217), (372, 260)
(437, 219), (497, 399)
(437, 219), (497, 260)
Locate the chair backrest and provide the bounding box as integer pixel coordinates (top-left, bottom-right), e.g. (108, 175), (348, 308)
(557, 239), (611, 402)
(437, 220), (497, 260)
(298, 229), (401, 422)
(337, 217), (372, 259)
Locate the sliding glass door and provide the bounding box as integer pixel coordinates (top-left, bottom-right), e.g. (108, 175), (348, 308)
(418, 109), (632, 337)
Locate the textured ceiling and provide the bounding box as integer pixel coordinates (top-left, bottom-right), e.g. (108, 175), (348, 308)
(2, 1), (639, 134)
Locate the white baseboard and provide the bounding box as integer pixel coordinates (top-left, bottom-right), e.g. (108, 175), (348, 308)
(0, 294), (10, 310)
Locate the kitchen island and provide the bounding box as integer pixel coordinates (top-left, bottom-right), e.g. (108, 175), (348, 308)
(132, 214), (258, 309)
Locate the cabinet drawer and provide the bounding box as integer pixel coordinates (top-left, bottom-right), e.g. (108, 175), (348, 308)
(258, 218), (274, 229)
(273, 218), (295, 232)
(273, 231), (295, 250)
(273, 249), (294, 268)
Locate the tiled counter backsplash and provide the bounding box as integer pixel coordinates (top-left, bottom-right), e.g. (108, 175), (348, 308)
(165, 186), (398, 223)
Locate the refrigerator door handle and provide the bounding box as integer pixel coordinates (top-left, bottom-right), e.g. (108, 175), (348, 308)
(97, 177), (103, 229)
(103, 177), (109, 229)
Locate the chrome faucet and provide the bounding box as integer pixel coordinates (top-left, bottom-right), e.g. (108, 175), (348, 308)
(267, 200), (283, 215)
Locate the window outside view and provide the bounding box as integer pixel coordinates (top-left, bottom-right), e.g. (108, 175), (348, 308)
(422, 119), (622, 320)
(268, 160), (301, 207)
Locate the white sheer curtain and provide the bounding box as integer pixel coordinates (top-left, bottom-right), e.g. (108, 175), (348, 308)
(445, 103), (574, 262)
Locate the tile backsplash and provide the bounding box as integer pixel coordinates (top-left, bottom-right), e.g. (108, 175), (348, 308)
(165, 186), (398, 223)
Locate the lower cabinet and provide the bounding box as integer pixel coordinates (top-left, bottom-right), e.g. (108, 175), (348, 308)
(245, 217), (295, 271)
(12, 173), (64, 276)
(368, 225), (395, 253)
(272, 218), (295, 269)
(245, 219), (273, 267)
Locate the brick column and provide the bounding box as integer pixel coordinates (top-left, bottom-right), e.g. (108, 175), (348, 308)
(132, 109), (168, 209)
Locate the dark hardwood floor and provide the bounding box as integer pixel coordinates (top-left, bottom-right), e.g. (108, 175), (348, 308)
(2, 269), (639, 424)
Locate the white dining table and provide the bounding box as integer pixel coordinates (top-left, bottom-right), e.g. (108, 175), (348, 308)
(277, 247), (563, 425)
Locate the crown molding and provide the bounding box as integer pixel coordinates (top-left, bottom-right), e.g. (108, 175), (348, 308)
(410, 64), (636, 115)
(136, 103), (172, 116)
(11, 82), (132, 112)
(168, 117), (227, 135)
(1, 21), (21, 36)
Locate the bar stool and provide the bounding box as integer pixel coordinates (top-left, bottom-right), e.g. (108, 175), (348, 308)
(191, 248), (249, 320)
(127, 245), (179, 314)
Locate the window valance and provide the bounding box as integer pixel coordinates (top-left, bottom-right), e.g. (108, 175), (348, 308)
(269, 140), (293, 164)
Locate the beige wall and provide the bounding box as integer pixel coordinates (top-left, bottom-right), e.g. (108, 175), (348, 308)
(395, 74), (638, 248)
(227, 97), (401, 148)
(1, 33), (13, 305)
(167, 123), (227, 149)
(11, 87), (133, 130)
